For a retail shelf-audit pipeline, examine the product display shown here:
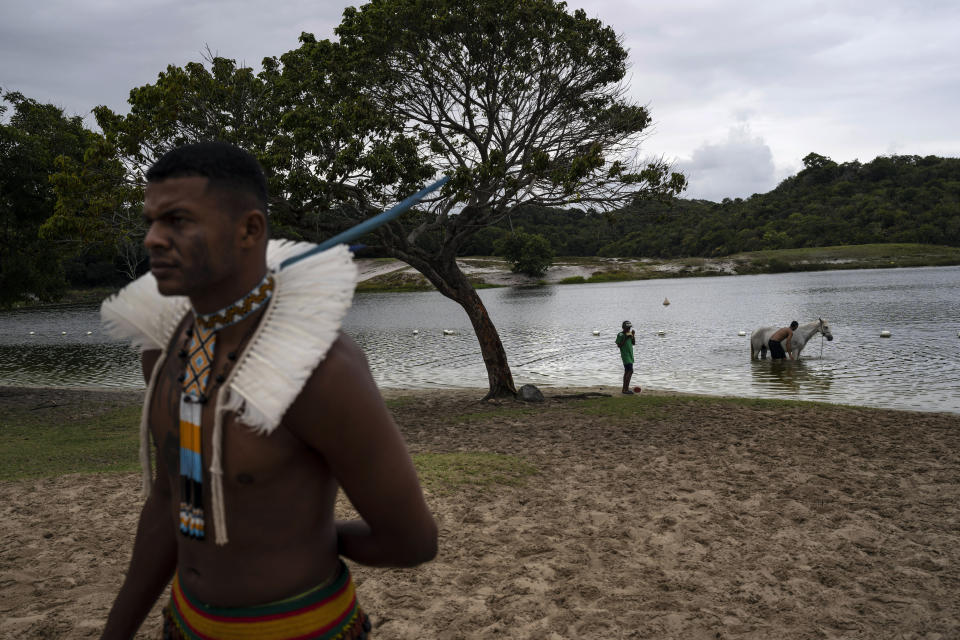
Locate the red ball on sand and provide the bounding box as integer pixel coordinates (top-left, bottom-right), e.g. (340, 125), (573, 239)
(633, 386), (642, 393)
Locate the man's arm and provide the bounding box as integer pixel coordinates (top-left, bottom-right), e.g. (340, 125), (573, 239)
(287, 335), (437, 567)
(100, 350), (178, 639)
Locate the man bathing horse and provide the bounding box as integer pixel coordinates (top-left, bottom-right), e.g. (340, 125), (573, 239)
(751, 318), (834, 360)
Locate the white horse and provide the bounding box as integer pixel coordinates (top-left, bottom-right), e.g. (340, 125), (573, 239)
(750, 318), (833, 360)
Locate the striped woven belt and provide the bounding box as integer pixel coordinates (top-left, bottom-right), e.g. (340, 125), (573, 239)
(164, 561), (370, 639)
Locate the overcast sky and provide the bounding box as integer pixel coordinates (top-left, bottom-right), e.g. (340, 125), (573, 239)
(2, 0), (958, 201)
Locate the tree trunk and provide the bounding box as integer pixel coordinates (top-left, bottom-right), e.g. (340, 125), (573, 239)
(452, 280), (517, 400)
(398, 249), (517, 399)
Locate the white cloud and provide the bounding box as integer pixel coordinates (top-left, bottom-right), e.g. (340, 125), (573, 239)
(675, 126), (777, 202)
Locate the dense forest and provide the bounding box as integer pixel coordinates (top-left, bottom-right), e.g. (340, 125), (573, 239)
(459, 153), (960, 258)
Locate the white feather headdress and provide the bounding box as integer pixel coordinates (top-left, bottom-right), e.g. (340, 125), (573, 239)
(101, 240), (357, 544)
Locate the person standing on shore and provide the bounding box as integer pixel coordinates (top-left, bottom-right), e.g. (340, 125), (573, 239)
(768, 321), (799, 360)
(98, 142), (437, 639)
(616, 320), (637, 394)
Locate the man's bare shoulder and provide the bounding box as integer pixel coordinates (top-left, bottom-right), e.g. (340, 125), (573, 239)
(284, 333), (382, 434)
(310, 333), (371, 393)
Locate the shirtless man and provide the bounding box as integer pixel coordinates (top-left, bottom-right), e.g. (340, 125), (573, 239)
(768, 321), (800, 360)
(100, 142), (436, 639)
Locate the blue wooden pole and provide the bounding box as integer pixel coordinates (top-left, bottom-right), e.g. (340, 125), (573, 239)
(280, 176), (450, 270)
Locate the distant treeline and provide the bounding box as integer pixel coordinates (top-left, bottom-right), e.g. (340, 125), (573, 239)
(458, 153), (960, 258)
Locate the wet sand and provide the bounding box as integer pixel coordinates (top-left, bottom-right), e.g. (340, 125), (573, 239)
(1, 387), (958, 639)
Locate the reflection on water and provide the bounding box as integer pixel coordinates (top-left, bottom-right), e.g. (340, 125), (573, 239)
(1, 266), (959, 414)
(750, 359), (834, 396)
(0, 343), (142, 388)
(0, 303), (144, 388)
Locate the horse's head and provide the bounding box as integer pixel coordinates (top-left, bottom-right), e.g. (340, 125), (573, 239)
(819, 317), (833, 341)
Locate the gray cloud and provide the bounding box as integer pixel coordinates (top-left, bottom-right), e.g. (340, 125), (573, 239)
(584, 0), (960, 198)
(2, 0), (958, 202)
(0, 0), (341, 122)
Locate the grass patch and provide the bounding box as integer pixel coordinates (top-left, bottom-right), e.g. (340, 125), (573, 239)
(413, 452), (538, 491)
(574, 393), (853, 421)
(453, 406), (538, 423)
(58, 287), (122, 305)
(356, 269), (503, 292)
(587, 269), (641, 283)
(559, 275), (586, 284)
(356, 270), (435, 293)
(0, 404), (142, 480)
(458, 257), (512, 268)
(6, 287), (121, 310)
(468, 275), (504, 290)
(384, 395), (418, 409)
(731, 243), (960, 274)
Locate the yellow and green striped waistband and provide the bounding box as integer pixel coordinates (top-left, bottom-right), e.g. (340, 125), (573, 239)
(165, 561), (369, 639)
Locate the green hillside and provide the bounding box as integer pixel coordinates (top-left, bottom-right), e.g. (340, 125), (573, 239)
(459, 153), (960, 258)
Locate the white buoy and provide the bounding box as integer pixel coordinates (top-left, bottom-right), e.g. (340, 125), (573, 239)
(412, 329), (419, 335)
(442, 329), (455, 335)
(61, 331), (67, 335)
(738, 331), (746, 337)
(86, 331), (93, 335)
(880, 330), (891, 338)
(29, 331), (35, 335)
(657, 330), (666, 336)
(662, 298), (670, 306)
(592, 329), (600, 336)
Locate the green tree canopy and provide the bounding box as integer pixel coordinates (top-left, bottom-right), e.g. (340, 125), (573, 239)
(0, 91), (95, 306)
(496, 230), (555, 277)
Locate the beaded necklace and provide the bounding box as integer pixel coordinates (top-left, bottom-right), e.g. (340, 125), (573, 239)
(176, 272), (275, 539)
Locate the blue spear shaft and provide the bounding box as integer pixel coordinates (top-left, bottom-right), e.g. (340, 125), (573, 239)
(279, 176), (450, 270)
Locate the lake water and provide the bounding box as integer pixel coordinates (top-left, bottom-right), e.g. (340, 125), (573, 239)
(1, 266), (958, 414)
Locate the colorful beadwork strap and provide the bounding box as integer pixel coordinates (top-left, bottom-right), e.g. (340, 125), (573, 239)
(178, 272), (276, 541)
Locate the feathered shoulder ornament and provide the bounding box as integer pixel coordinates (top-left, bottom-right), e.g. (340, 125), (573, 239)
(101, 239), (357, 434)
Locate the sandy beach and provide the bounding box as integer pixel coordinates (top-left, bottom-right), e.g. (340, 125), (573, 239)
(1, 386), (958, 639)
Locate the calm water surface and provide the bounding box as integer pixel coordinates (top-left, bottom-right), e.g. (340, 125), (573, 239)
(1, 266), (958, 414)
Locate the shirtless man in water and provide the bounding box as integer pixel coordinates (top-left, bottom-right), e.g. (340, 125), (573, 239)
(100, 143), (437, 639)
(768, 321), (800, 360)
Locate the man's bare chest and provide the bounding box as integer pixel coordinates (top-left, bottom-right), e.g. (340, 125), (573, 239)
(148, 339), (304, 487)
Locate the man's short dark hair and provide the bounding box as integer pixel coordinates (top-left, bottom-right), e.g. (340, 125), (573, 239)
(790, 321), (799, 330)
(146, 142), (268, 215)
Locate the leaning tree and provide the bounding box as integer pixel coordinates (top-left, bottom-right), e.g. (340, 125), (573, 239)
(302, 0), (686, 396)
